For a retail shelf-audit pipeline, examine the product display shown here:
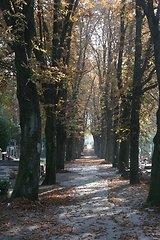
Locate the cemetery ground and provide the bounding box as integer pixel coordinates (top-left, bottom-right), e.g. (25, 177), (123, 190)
(0, 150), (160, 239)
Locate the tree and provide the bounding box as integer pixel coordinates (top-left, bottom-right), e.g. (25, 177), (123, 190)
(112, 0), (156, 179)
(33, 0), (79, 184)
(115, 0), (131, 171)
(54, 0), (79, 170)
(88, 2), (118, 161)
(139, 0), (160, 206)
(65, 3), (96, 161)
(129, 0), (156, 185)
(0, 0), (41, 200)
(129, 1), (143, 184)
(32, 0), (57, 184)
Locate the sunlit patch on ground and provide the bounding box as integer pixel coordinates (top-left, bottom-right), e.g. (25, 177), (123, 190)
(0, 154), (159, 240)
(86, 144), (92, 149)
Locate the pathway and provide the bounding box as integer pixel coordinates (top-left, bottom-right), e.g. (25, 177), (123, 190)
(0, 150), (160, 239)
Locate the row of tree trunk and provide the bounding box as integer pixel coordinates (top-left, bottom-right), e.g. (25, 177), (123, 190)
(0, 0), (80, 200)
(1, 0), (160, 207)
(93, 0), (160, 206)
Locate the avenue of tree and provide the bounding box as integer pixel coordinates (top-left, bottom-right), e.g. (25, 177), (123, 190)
(0, 0), (160, 206)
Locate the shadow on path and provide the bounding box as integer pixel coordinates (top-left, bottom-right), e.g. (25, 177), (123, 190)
(0, 149), (157, 240)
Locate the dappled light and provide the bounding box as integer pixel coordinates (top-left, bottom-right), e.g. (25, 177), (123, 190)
(0, 153), (159, 239)
(1, 0), (160, 238)
(0, 0), (158, 204)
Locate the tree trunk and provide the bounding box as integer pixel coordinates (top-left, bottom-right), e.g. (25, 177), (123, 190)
(12, 48), (41, 200)
(56, 86), (67, 170)
(140, 0), (160, 206)
(130, 1), (143, 184)
(118, 96), (131, 172)
(33, 30), (57, 184)
(130, 88), (141, 184)
(147, 107), (160, 206)
(93, 134), (101, 158)
(112, 139), (119, 168)
(66, 132), (77, 161)
(105, 107), (114, 163)
(119, 139), (130, 172)
(71, 134), (78, 160)
(56, 122), (66, 169)
(116, 0), (128, 170)
(77, 137), (84, 158)
(43, 89), (56, 185)
(0, 0), (41, 200)
(66, 136), (73, 161)
(100, 121), (107, 159)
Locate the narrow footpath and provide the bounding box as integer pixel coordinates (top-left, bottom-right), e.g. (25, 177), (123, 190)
(0, 149), (160, 239)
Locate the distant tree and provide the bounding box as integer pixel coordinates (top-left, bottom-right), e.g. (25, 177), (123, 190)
(65, 4), (95, 161)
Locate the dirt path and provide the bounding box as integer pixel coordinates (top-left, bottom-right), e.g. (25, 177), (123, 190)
(0, 151), (160, 239)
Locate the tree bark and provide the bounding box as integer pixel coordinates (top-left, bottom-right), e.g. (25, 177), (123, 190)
(66, 136), (73, 161)
(140, 0), (160, 206)
(93, 134), (101, 158)
(53, 0), (79, 170)
(130, 88), (141, 184)
(130, 1), (143, 184)
(105, 107), (114, 163)
(0, 0), (41, 200)
(119, 96), (131, 172)
(56, 122), (66, 169)
(43, 100), (56, 184)
(116, 0), (130, 171)
(13, 47), (41, 199)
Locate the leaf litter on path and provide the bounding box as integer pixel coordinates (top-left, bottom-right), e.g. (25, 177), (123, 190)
(0, 155), (160, 239)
